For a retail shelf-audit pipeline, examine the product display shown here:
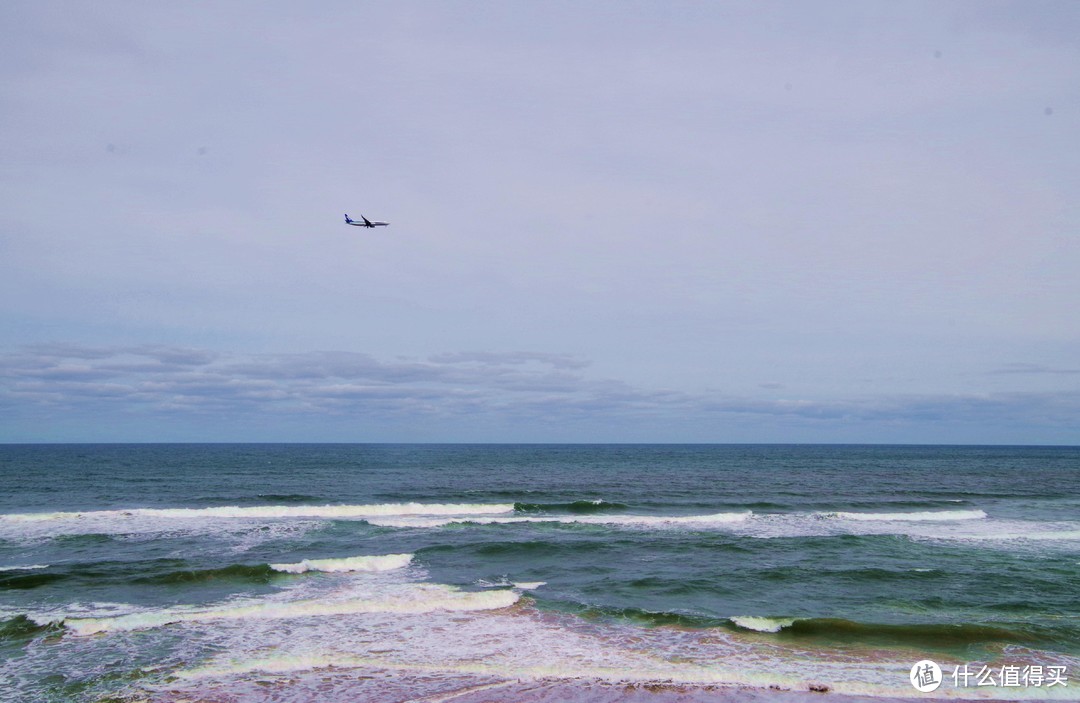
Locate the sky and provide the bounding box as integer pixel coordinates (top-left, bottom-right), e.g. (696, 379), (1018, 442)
(1, 1), (1078, 443)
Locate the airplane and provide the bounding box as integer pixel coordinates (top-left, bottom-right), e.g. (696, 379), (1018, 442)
(344, 214), (389, 228)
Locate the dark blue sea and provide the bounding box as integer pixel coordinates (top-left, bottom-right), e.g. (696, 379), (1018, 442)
(2, 444), (1078, 701)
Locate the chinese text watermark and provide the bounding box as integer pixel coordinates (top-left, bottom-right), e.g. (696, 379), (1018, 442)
(910, 661), (1068, 692)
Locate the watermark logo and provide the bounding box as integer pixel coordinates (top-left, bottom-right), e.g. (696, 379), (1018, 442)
(911, 660), (942, 692)
(909, 661), (1068, 691)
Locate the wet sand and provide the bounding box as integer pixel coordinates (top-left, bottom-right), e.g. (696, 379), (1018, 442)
(144, 670), (1017, 703)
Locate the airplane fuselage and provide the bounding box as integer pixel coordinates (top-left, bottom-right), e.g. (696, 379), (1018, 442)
(345, 214), (389, 228)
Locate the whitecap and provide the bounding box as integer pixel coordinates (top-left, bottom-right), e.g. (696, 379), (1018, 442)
(269, 553), (413, 574)
(944, 528), (1080, 542)
(65, 584), (519, 636)
(824, 510), (987, 522)
(512, 581), (546, 590)
(0, 502), (516, 522)
(729, 616), (796, 633)
(367, 511), (753, 529)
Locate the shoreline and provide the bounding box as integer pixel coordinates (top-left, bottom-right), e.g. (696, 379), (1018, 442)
(144, 672), (1036, 703)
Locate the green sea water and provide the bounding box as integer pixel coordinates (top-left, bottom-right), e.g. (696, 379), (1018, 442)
(1, 444), (1078, 701)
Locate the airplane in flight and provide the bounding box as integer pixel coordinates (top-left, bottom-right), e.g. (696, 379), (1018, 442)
(344, 214), (389, 228)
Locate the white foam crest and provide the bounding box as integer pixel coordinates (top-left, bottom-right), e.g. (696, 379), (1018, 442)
(477, 578), (546, 591)
(739, 512), (1080, 546)
(598, 512), (753, 526)
(367, 511), (753, 529)
(0, 564), (49, 571)
(940, 528), (1080, 542)
(270, 553), (413, 574)
(824, 509), (987, 521)
(165, 623), (935, 701)
(512, 581), (546, 590)
(65, 584), (519, 636)
(25, 600), (157, 629)
(0, 502), (515, 523)
(729, 616), (796, 633)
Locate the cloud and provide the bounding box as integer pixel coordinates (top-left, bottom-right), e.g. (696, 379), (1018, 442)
(428, 351), (590, 370)
(0, 3), (1076, 446)
(0, 345), (609, 420)
(990, 363), (1080, 376)
(1, 344), (1077, 443)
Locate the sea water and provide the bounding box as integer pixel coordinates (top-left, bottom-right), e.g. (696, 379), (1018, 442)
(1, 444), (1078, 701)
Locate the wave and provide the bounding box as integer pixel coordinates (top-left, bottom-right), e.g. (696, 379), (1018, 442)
(729, 616), (796, 633)
(548, 602), (727, 629)
(553, 605), (1063, 649)
(367, 512), (753, 529)
(476, 577), (546, 590)
(820, 510), (988, 521)
(7, 501), (1073, 548)
(63, 585), (520, 636)
(513, 581), (546, 590)
(269, 554), (413, 574)
(0, 614), (62, 642)
(135, 563), (279, 586)
(47, 554), (416, 587)
(726, 615), (1050, 649)
(514, 500), (629, 514)
(943, 528), (1080, 542)
(364, 509), (1080, 546)
(0, 569), (66, 590)
(0, 502), (516, 522)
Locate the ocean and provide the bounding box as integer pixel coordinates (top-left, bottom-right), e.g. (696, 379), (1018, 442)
(1, 444), (1078, 702)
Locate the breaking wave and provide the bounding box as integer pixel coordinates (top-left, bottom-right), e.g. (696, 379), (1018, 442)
(820, 510), (988, 521)
(729, 616), (797, 633)
(0, 614), (63, 642)
(365, 511), (753, 529)
(62, 584), (520, 636)
(726, 615), (1055, 649)
(0, 502), (516, 522)
(514, 500), (629, 514)
(269, 554), (413, 574)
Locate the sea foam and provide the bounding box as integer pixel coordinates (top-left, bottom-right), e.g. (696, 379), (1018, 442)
(729, 616), (797, 633)
(64, 584), (520, 636)
(270, 553), (413, 574)
(366, 511), (753, 529)
(0, 502), (516, 522)
(824, 509), (987, 522)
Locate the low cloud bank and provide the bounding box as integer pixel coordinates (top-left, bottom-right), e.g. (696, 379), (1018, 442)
(2, 344), (1077, 443)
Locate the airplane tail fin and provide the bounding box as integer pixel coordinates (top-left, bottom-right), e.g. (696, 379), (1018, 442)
(344, 214), (352, 223)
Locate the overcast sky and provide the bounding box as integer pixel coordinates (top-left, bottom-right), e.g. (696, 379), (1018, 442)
(2, 1), (1078, 443)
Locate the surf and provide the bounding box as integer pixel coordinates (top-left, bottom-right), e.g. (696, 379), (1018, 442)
(821, 509), (988, 521)
(364, 511), (754, 529)
(62, 583), (520, 636)
(0, 502), (516, 522)
(269, 553), (413, 574)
